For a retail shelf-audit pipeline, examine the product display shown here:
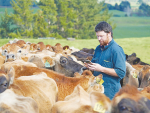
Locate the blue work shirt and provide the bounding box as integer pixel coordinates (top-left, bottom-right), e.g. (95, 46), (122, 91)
(91, 39), (126, 100)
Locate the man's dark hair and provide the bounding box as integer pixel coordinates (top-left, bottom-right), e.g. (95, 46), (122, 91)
(95, 21), (113, 38)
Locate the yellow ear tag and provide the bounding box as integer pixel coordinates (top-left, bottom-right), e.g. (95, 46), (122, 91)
(133, 72), (138, 78)
(96, 77), (104, 85)
(93, 101), (106, 113)
(99, 79), (104, 85)
(96, 76), (100, 83)
(30, 47), (33, 51)
(65, 48), (68, 50)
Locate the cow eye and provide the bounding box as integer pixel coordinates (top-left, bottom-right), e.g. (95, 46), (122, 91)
(18, 49), (22, 53)
(3, 83), (7, 87)
(119, 106), (128, 111)
(37, 48), (40, 50)
(62, 60), (66, 63)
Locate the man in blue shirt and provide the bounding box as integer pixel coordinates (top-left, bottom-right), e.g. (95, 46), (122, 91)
(85, 21), (126, 100)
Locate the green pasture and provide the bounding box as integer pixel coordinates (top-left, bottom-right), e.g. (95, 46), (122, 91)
(110, 16), (150, 38)
(0, 37), (150, 64)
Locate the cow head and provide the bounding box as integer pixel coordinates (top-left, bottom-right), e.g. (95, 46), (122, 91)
(138, 65), (150, 88)
(52, 43), (63, 54)
(54, 54), (85, 77)
(126, 53), (150, 65)
(111, 84), (150, 113)
(80, 48), (95, 54)
(0, 89), (38, 113)
(122, 62), (139, 87)
(90, 91), (111, 112)
(71, 50), (93, 60)
(0, 68), (14, 93)
(74, 71), (104, 93)
(140, 86), (150, 100)
(28, 55), (55, 69)
(30, 43), (38, 52)
(15, 40), (26, 48)
(46, 44), (53, 52)
(126, 53), (141, 65)
(2, 43), (25, 62)
(86, 74), (104, 94)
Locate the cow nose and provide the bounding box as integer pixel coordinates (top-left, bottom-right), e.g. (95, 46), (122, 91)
(4, 50), (7, 52)
(12, 55), (14, 58)
(82, 66), (88, 70)
(6, 55), (9, 59)
(6, 54), (15, 60)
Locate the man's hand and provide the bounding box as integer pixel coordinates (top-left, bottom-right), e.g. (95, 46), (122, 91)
(84, 62), (118, 77)
(87, 63), (104, 72)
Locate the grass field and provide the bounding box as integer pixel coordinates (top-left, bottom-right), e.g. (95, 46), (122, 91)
(110, 16), (150, 38)
(0, 37), (150, 64)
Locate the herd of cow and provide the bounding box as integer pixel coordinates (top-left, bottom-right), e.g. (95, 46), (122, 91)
(0, 38), (150, 113)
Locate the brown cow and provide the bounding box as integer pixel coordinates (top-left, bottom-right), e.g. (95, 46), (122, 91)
(28, 54), (55, 69)
(52, 43), (63, 54)
(111, 84), (150, 113)
(138, 65), (150, 88)
(51, 85), (106, 113)
(140, 86), (150, 100)
(121, 62), (139, 88)
(53, 54), (85, 77)
(0, 56), (5, 69)
(46, 44), (54, 52)
(1, 43), (26, 62)
(126, 53), (150, 65)
(0, 69), (58, 113)
(80, 48), (95, 54)
(0, 89), (38, 113)
(15, 40), (26, 48)
(6, 65), (101, 101)
(1, 59), (37, 74)
(71, 50), (94, 62)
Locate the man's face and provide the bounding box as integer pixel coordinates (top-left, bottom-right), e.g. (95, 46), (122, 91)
(96, 31), (111, 46)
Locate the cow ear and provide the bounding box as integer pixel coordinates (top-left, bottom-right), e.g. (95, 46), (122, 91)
(132, 53), (136, 57)
(133, 58), (140, 65)
(125, 54), (128, 60)
(67, 56), (73, 61)
(7, 67), (15, 85)
(90, 91), (111, 112)
(97, 74), (103, 79)
(74, 72), (81, 78)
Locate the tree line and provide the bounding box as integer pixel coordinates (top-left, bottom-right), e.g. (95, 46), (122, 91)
(0, 0), (116, 39)
(105, 1), (150, 17)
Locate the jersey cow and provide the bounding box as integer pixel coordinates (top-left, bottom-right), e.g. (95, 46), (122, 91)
(111, 84), (150, 113)
(52, 85), (106, 113)
(0, 69), (58, 113)
(5, 65), (102, 101)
